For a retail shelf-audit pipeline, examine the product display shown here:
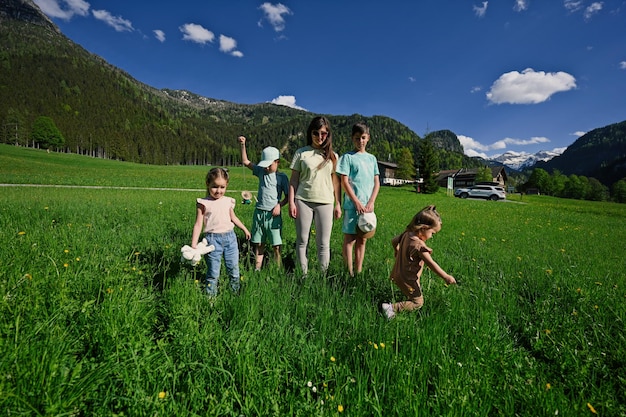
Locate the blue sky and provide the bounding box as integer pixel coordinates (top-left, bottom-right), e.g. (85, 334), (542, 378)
(34, 0), (626, 159)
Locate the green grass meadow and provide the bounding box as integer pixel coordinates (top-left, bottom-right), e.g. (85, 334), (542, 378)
(1, 144), (625, 416)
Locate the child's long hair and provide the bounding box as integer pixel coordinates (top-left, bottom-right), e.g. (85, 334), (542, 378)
(405, 205), (441, 233)
(205, 167), (229, 194)
(306, 116), (337, 169)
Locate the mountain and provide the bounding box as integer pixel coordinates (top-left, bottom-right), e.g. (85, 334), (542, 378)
(0, 0), (427, 166)
(534, 120), (626, 185)
(491, 149), (565, 171)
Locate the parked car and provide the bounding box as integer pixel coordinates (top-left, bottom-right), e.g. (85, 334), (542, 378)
(454, 185), (506, 200)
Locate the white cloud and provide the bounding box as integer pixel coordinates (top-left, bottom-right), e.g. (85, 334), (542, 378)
(564, 0), (583, 12)
(583, 2), (603, 19)
(179, 23), (215, 44)
(153, 30), (165, 42)
(571, 131), (587, 137)
(270, 95), (306, 111)
(258, 3), (292, 32)
(473, 1), (488, 17)
(492, 137), (550, 149)
(465, 148), (489, 159)
(459, 134), (551, 157)
(470, 86), (482, 93)
(34, 0), (90, 20)
(408, 76), (416, 82)
(486, 68), (576, 104)
(219, 35), (243, 57)
(92, 9), (133, 32)
(513, 0), (528, 12)
(620, 61), (626, 70)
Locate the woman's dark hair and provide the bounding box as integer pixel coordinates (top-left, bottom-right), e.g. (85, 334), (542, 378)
(306, 116), (337, 168)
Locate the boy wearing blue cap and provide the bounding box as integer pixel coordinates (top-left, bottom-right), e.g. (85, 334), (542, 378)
(238, 136), (289, 270)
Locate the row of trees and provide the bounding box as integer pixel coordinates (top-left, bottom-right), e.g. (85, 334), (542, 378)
(522, 168), (626, 203)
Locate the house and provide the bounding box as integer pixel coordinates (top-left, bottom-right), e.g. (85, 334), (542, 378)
(377, 161), (398, 185)
(436, 166), (507, 188)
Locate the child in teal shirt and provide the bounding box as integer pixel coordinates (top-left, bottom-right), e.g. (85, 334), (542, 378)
(336, 122), (380, 276)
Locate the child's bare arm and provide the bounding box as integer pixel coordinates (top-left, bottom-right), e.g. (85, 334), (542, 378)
(420, 251), (456, 284)
(365, 175), (381, 213)
(238, 136), (253, 169)
(340, 174), (365, 213)
(230, 208), (251, 240)
(191, 207), (204, 248)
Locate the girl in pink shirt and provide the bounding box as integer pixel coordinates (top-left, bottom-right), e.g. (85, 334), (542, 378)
(191, 168), (250, 295)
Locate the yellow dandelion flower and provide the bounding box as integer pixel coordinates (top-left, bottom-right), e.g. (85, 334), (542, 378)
(480, 237), (486, 242)
(44, 206), (49, 210)
(18, 231), (26, 235)
(158, 391), (167, 399)
(107, 288), (113, 294)
(241, 276), (245, 282)
(594, 305), (599, 310)
(373, 343), (378, 349)
(24, 273), (32, 280)
(64, 249), (69, 253)
(576, 288), (582, 293)
(76, 257), (80, 261)
(572, 310), (578, 316)
(134, 251), (140, 256)
(338, 405), (344, 413)
(587, 403), (597, 414)
(517, 256), (522, 261)
(380, 343), (385, 348)
(543, 329), (551, 335)
(560, 248), (565, 253)
(545, 269), (553, 275)
(546, 383), (551, 390)
(63, 263), (69, 268)
(330, 356), (336, 362)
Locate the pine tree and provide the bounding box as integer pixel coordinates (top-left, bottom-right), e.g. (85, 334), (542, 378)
(419, 140), (439, 193)
(395, 147), (416, 180)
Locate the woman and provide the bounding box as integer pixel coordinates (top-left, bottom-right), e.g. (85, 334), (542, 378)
(289, 116), (342, 275)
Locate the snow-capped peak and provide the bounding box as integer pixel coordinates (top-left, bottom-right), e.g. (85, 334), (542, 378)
(491, 148), (565, 170)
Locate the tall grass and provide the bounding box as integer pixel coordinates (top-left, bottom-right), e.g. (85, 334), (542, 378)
(1, 145), (625, 416)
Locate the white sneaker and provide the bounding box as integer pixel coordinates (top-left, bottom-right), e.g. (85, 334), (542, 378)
(382, 303), (395, 319)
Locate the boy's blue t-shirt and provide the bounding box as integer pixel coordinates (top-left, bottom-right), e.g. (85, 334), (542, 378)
(252, 165), (289, 211)
(336, 151), (379, 210)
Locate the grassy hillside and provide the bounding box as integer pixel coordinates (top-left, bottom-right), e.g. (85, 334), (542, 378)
(2, 146), (625, 415)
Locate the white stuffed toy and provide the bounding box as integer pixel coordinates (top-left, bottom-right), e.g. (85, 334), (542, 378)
(180, 238), (215, 266)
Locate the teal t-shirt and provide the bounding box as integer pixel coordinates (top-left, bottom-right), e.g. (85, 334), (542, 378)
(336, 151), (379, 210)
(252, 165), (289, 211)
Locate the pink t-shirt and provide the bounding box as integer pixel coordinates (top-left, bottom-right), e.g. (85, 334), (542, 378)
(196, 196), (236, 234)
